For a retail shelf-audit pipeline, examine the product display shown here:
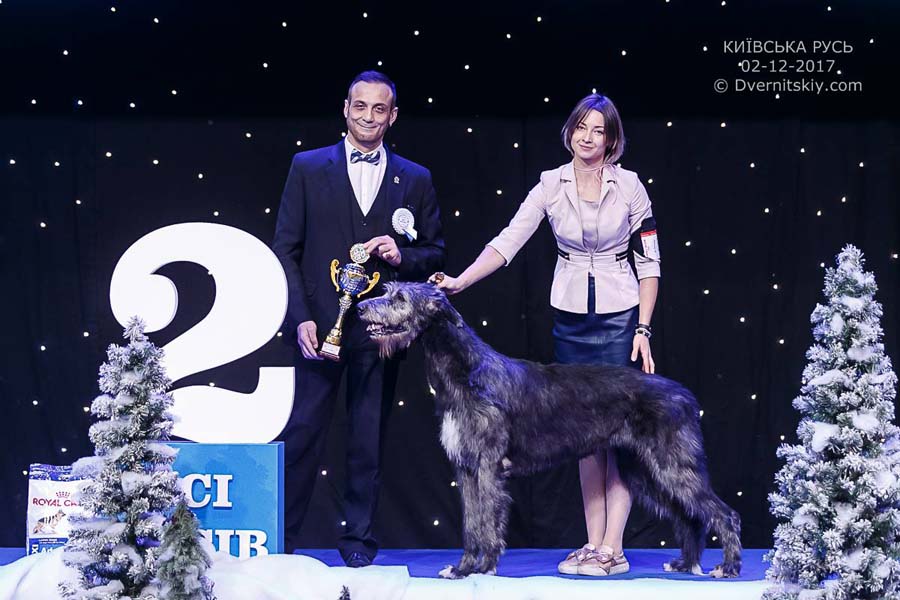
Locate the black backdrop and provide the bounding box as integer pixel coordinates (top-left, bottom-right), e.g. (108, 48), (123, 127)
(2, 0), (900, 552)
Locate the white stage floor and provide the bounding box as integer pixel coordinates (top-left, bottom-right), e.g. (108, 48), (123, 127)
(0, 547), (771, 600)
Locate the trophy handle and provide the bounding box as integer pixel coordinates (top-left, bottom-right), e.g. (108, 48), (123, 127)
(357, 271), (381, 298)
(329, 259), (340, 292)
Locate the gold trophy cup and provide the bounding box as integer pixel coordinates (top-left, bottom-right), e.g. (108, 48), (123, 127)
(319, 244), (380, 361)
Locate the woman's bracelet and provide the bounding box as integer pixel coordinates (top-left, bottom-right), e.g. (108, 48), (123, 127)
(635, 324), (652, 338)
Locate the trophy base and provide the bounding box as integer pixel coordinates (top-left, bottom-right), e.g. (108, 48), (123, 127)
(319, 342), (342, 361)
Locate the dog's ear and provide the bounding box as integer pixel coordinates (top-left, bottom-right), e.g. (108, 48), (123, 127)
(425, 292), (464, 328)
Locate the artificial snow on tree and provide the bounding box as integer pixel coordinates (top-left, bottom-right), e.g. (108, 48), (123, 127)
(765, 245), (900, 600)
(156, 498), (215, 600)
(59, 317), (212, 600)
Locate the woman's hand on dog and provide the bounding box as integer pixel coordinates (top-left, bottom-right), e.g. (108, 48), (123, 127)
(631, 334), (655, 373)
(429, 272), (467, 295)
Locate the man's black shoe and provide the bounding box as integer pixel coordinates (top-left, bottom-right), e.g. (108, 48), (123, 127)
(345, 552), (372, 568)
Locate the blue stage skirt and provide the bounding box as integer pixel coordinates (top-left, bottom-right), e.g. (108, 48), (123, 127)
(552, 274), (639, 367)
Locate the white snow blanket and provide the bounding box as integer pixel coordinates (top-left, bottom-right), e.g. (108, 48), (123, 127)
(0, 548), (768, 600)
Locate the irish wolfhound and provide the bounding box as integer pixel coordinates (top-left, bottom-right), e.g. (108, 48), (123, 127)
(356, 282), (742, 579)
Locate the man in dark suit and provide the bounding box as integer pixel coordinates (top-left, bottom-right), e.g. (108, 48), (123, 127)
(272, 71), (445, 567)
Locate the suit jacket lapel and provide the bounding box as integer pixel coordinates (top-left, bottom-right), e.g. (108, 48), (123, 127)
(324, 141), (354, 248)
(561, 162), (584, 249)
(382, 147), (407, 235)
(561, 161), (579, 212)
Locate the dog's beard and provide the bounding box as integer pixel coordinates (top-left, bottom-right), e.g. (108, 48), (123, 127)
(366, 322), (414, 358)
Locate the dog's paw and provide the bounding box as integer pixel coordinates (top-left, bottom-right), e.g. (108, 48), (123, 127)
(439, 565), (464, 579)
(664, 559), (704, 575)
(709, 563), (740, 578)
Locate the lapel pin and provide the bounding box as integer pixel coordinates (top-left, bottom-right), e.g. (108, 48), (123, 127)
(393, 176), (400, 184)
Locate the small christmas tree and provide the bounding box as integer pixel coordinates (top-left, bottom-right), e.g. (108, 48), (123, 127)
(60, 317), (211, 599)
(765, 245), (900, 599)
(156, 499), (215, 600)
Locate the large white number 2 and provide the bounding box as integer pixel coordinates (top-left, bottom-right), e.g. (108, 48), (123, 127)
(109, 222), (294, 443)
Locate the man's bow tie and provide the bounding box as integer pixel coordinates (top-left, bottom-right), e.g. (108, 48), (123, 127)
(350, 149), (381, 165)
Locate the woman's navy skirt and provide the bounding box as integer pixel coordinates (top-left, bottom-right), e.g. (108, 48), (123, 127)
(552, 274), (639, 367)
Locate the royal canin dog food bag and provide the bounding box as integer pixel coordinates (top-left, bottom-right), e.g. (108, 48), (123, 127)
(26, 463), (88, 554)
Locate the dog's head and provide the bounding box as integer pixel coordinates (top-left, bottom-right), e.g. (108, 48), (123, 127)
(357, 282), (458, 357)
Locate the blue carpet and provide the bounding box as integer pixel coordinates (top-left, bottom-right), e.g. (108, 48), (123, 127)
(1, 547), (768, 580)
(300, 548), (768, 580)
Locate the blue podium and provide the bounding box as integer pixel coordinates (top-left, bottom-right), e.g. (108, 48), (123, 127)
(170, 442), (284, 559)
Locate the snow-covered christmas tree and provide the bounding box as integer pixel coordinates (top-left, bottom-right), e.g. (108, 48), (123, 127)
(765, 245), (900, 600)
(156, 499), (215, 600)
(60, 317), (213, 600)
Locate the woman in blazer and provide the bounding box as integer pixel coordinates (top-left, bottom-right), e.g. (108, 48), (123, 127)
(430, 94), (661, 576)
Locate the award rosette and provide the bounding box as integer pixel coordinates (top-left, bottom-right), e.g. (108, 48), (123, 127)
(319, 243), (381, 361)
(392, 207), (417, 241)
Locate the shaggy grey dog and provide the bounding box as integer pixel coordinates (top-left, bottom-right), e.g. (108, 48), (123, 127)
(357, 282), (742, 579)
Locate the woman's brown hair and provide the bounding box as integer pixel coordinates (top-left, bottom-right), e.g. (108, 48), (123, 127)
(560, 94), (625, 164)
